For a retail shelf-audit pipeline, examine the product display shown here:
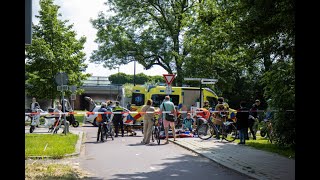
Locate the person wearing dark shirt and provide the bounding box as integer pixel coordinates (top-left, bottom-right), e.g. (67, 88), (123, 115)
(113, 102), (125, 137)
(97, 102), (108, 142)
(248, 99), (260, 140)
(236, 101), (249, 145)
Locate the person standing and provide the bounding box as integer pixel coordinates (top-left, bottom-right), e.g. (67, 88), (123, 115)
(160, 96), (177, 144)
(248, 99), (260, 140)
(30, 97), (40, 112)
(140, 99), (155, 145)
(236, 101), (249, 144)
(113, 102), (124, 137)
(30, 97), (41, 127)
(97, 102), (108, 142)
(213, 97), (229, 139)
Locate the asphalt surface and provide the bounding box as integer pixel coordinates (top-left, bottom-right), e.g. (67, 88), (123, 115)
(77, 124), (253, 180)
(25, 122), (294, 180)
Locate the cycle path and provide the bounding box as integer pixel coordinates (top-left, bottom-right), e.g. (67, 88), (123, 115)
(168, 138), (295, 180)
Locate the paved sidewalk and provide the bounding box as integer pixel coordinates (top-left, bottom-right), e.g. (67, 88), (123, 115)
(168, 138), (295, 180)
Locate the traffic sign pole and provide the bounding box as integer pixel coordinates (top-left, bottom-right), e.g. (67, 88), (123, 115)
(184, 77), (218, 108)
(163, 74), (176, 95)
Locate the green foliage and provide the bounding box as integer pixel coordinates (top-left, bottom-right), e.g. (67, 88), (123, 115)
(261, 61), (295, 147)
(25, 0), (90, 105)
(108, 73), (132, 84)
(123, 83), (134, 98)
(108, 73), (165, 85)
(90, 0), (198, 85)
(182, 0), (295, 146)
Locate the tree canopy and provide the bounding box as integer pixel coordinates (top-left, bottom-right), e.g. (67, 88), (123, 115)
(90, 0), (198, 85)
(25, 0), (90, 106)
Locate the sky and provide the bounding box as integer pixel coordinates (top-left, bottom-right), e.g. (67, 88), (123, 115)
(31, 0), (168, 77)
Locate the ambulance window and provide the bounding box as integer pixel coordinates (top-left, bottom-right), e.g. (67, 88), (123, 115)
(132, 93), (145, 106)
(151, 94), (180, 107)
(206, 96), (218, 108)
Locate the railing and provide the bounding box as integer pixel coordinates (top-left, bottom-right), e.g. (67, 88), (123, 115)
(82, 76), (111, 86)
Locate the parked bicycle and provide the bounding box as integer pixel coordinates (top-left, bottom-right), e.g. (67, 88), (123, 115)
(105, 121), (115, 141)
(151, 117), (161, 145)
(196, 115), (238, 142)
(260, 118), (273, 143)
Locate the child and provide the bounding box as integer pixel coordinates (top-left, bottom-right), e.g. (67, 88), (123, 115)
(182, 113), (194, 131)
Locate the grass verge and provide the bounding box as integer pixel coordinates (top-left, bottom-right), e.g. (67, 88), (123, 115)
(25, 133), (78, 159)
(25, 162), (89, 180)
(235, 135), (295, 159)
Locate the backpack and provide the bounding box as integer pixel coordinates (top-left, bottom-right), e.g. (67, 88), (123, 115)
(96, 114), (103, 123)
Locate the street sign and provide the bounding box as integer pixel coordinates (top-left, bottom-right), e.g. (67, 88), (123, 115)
(201, 81), (216, 84)
(70, 85), (77, 92)
(71, 94), (76, 100)
(163, 74), (176, 85)
(184, 78), (202, 81)
(57, 85), (69, 91)
(165, 85), (172, 94)
(55, 72), (68, 85)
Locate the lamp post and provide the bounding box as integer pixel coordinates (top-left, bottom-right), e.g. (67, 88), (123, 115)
(133, 60), (136, 86)
(127, 51), (136, 86)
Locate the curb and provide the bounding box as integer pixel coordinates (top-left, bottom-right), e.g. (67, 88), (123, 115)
(25, 130), (83, 159)
(168, 139), (258, 180)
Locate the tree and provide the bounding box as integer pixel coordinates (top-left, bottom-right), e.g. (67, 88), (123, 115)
(108, 73), (165, 85)
(25, 0), (90, 107)
(261, 61), (295, 147)
(108, 73), (132, 84)
(184, 0), (295, 146)
(90, 0), (198, 85)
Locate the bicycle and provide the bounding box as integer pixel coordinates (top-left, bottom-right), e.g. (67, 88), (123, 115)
(97, 121), (106, 142)
(259, 118), (273, 143)
(151, 117), (161, 145)
(105, 121), (115, 141)
(196, 115), (238, 142)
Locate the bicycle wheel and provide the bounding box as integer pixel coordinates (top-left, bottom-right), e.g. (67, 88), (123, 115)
(72, 120), (79, 127)
(29, 125), (35, 133)
(260, 127), (267, 137)
(155, 127), (161, 145)
(106, 123), (114, 140)
(151, 127), (155, 142)
(223, 123), (237, 142)
(110, 128), (114, 140)
(197, 124), (215, 140)
(97, 125), (101, 142)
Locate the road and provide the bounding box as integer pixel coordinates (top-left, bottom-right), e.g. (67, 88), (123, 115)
(78, 124), (253, 180)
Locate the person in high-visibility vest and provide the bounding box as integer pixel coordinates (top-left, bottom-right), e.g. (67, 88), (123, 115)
(113, 102), (124, 137)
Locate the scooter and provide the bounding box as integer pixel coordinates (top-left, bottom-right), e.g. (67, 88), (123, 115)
(62, 99), (79, 127)
(29, 107), (43, 133)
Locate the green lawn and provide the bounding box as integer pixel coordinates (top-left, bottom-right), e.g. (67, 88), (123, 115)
(25, 133), (78, 159)
(235, 135), (295, 159)
(74, 110), (86, 126)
